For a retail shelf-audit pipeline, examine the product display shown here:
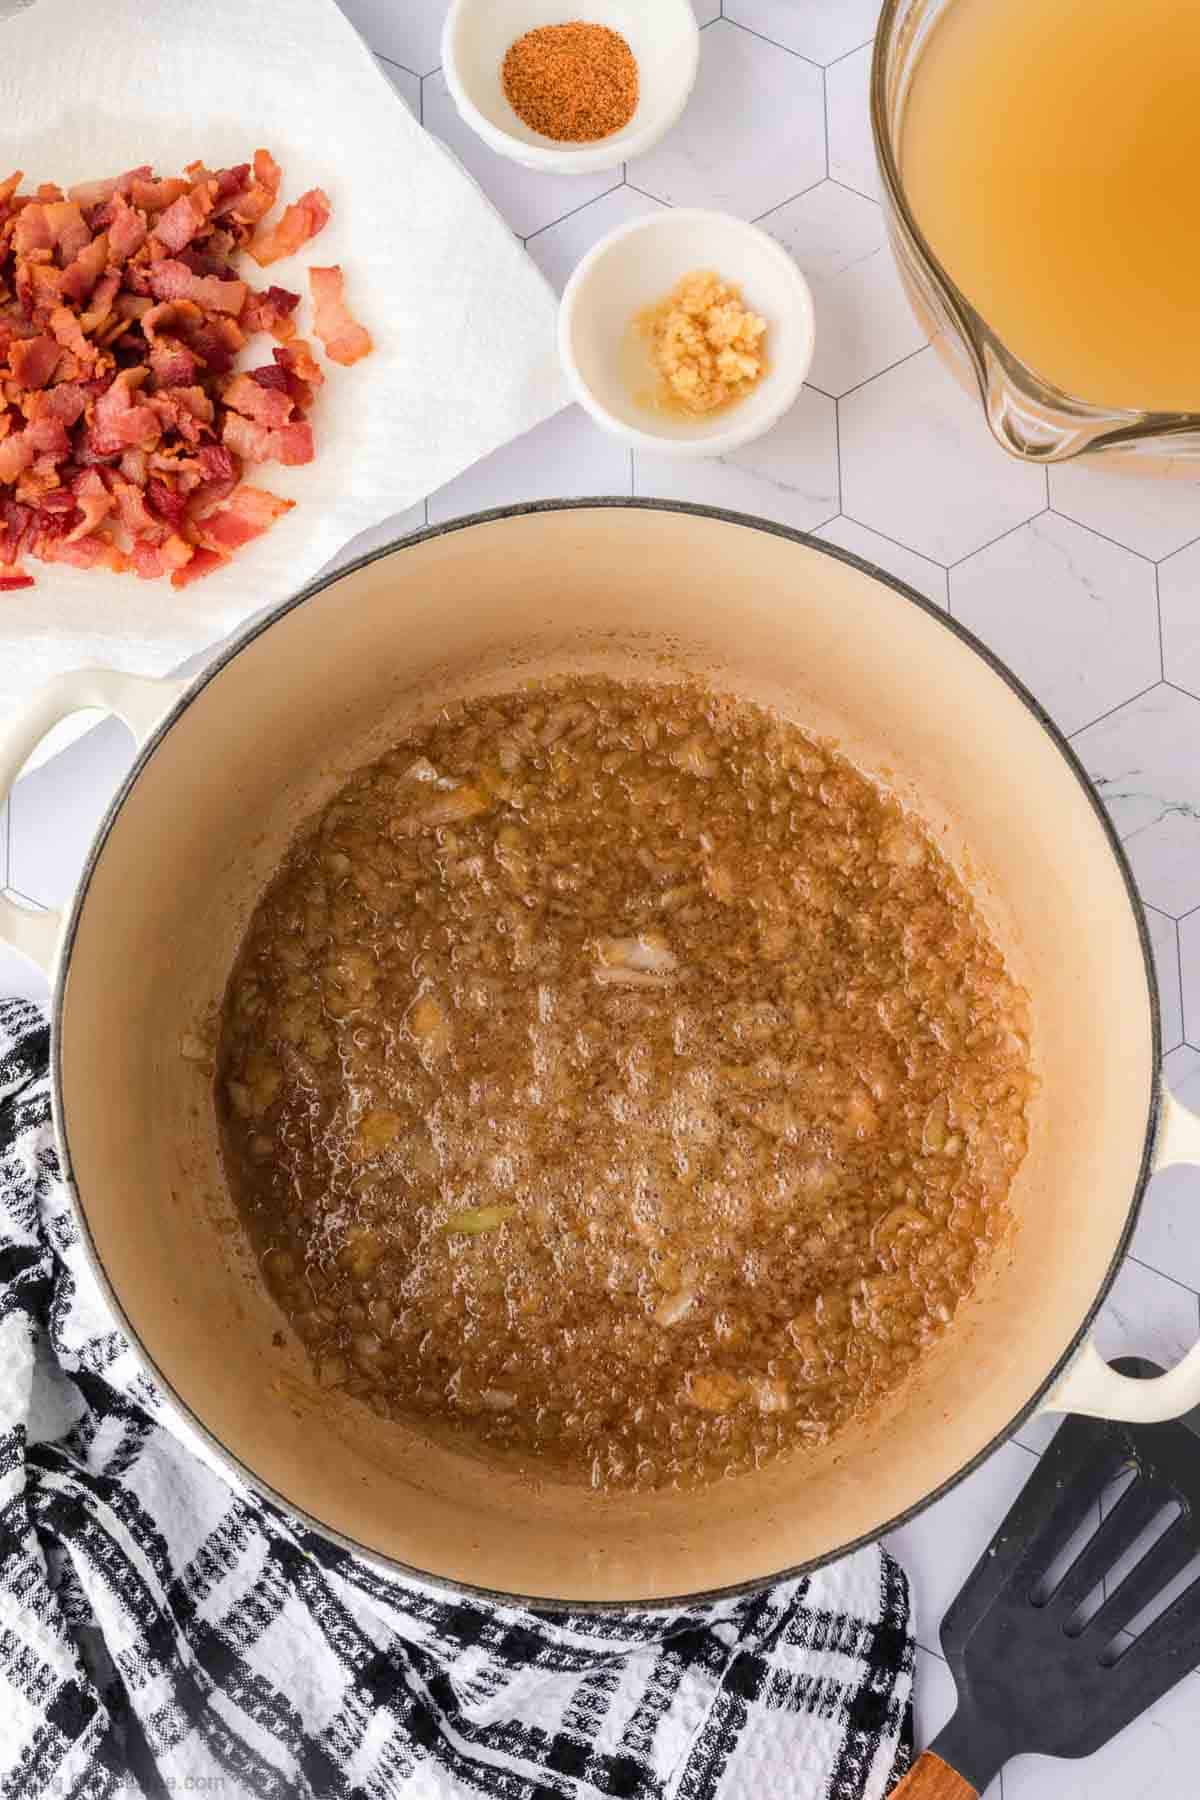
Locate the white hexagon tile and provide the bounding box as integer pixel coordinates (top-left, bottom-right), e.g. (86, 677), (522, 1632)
(1159, 538), (1200, 699)
(826, 42), (879, 200)
(630, 20), (825, 218)
(633, 385), (838, 530)
(950, 512), (1160, 735)
(726, 0), (878, 65)
(760, 180), (926, 397)
(840, 349), (1046, 562)
(1073, 685), (1200, 918)
(5, 7), (1200, 1798)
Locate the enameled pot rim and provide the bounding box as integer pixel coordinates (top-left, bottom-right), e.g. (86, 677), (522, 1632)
(48, 497), (1163, 1612)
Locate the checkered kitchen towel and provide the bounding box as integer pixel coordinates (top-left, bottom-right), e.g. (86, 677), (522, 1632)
(0, 995), (914, 1799)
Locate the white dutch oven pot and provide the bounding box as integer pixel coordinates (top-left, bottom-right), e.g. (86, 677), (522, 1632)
(2, 501), (1198, 1606)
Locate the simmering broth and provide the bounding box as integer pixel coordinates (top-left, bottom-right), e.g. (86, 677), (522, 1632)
(902, 0), (1200, 412)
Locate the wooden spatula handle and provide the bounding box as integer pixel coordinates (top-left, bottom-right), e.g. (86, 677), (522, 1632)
(889, 1751), (978, 1798)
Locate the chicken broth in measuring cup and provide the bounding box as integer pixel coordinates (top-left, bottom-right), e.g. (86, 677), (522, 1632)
(217, 677), (1032, 1490)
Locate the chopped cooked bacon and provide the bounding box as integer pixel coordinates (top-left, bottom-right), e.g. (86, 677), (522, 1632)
(66, 167), (150, 207)
(199, 483), (293, 552)
(220, 410), (313, 466)
(309, 265), (372, 366)
(223, 371), (293, 427)
(214, 148), (281, 230)
(65, 468), (113, 541)
(91, 369), (159, 453)
(107, 194), (148, 262)
(2, 150), (369, 589)
(48, 305), (96, 365)
(249, 187), (331, 267)
(8, 335), (59, 389)
(79, 271), (121, 336)
(274, 338), (324, 387)
(0, 435), (32, 484)
(40, 532), (127, 572)
(239, 282), (300, 341)
(13, 205), (54, 255)
(170, 545), (226, 587)
(147, 259), (247, 314)
(59, 232), (109, 304)
(130, 175), (189, 214)
(148, 339), (198, 387)
(153, 185), (215, 254)
(44, 201), (92, 262)
(29, 382), (87, 427)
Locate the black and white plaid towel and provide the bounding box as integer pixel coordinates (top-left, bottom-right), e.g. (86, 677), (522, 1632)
(0, 995), (914, 1799)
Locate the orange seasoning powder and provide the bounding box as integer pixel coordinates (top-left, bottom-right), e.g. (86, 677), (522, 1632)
(502, 22), (639, 143)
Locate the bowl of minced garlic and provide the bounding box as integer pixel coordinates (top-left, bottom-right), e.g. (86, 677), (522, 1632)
(442, 1), (699, 172)
(559, 209), (816, 457)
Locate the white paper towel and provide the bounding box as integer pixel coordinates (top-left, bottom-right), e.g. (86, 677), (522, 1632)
(0, 0), (568, 727)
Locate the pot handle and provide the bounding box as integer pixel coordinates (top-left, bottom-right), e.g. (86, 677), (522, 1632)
(1037, 1088), (1200, 1424)
(0, 668), (189, 976)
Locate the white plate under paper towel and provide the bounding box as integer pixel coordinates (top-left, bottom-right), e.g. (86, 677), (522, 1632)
(0, 0), (567, 753)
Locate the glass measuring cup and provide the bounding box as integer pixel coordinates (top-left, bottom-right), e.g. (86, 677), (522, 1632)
(871, 0), (1200, 464)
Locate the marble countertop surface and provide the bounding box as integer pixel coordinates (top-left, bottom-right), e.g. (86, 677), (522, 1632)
(3, 4), (1199, 1793)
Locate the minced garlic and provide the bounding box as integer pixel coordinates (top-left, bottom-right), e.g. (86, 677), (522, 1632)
(637, 269), (767, 417)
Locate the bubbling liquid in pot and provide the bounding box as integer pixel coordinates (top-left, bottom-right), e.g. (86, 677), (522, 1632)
(218, 677), (1032, 1490)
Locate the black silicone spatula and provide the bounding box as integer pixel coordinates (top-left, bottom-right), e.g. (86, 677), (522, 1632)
(890, 1358), (1200, 1798)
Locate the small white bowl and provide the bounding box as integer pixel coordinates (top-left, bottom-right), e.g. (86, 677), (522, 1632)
(441, 0), (699, 174)
(559, 209), (816, 458)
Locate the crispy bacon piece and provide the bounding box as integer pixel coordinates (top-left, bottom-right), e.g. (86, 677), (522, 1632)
(200, 483), (293, 552)
(66, 168), (150, 207)
(66, 468), (114, 541)
(147, 259), (247, 315)
(108, 194), (148, 263)
(153, 185), (215, 255)
(249, 188), (331, 267)
(8, 335), (59, 389)
(44, 201), (92, 262)
(309, 265), (372, 366)
(91, 369), (159, 454)
(223, 371), (293, 427)
(221, 410), (314, 466)
(59, 232), (109, 304)
(239, 283), (300, 342)
(170, 545), (226, 587)
(2, 150), (369, 589)
(130, 175), (189, 214)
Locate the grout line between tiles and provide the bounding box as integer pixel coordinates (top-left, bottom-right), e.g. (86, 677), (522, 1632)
(835, 343), (930, 403)
(827, 175), (880, 207)
(832, 398), (842, 513)
(824, 38), (875, 71)
(945, 507), (1049, 572)
(838, 511), (950, 572)
(1155, 565), (1166, 680)
(523, 179), (625, 243)
(752, 177), (827, 226)
(720, 15), (823, 70)
(1067, 678), (1165, 741)
(1126, 1252), (1200, 1301)
(821, 65), (831, 180)
(1044, 506), (1166, 566)
(375, 51), (420, 82)
(625, 180), (671, 208)
(1162, 676), (1200, 706)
